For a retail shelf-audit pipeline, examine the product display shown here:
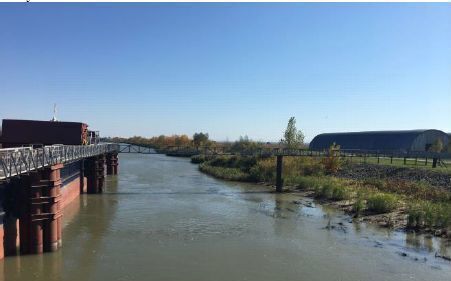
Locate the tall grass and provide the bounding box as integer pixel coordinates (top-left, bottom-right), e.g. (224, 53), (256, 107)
(191, 155), (214, 164)
(199, 163), (250, 181)
(366, 193), (398, 214)
(314, 181), (352, 201)
(353, 197), (365, 217)
(407, 201), (451, 229)
(294, 176), (352, 201)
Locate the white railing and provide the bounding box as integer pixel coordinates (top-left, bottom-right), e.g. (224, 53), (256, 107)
(0, 143), (119, 180)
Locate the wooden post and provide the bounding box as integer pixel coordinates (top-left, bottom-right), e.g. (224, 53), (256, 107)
(276, 155), (283, 193)
(425, 157), (428, 166)
(432, 158), (438, 168)
(404, 157), (407, 165)
(390, 156), (393, 164)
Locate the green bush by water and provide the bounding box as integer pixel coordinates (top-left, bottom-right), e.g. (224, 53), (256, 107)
(407, 201), (451, 229)
(199, 163), (250, 181)
(314, 181), (351, 201)
(366, 193), (398, 214)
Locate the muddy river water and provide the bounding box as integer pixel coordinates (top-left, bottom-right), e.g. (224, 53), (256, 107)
(1, 153), (450, 281)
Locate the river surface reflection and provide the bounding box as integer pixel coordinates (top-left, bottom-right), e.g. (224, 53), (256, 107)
(1, 153), (450, 281)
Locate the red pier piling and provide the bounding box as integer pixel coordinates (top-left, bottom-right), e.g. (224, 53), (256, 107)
(106, 153), (119, 175)
(85, 155), (106, 194)
(28, 164), (63, 254)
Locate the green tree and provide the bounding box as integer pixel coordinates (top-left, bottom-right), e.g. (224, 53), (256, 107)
(281, 117), (305, 149)
(193, 132), (209, 147)
(231, 135), (263, 152)
(430, 138), (444, 153)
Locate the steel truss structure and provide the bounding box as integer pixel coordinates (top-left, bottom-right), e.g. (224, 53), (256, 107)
(0, 144), (119, 180)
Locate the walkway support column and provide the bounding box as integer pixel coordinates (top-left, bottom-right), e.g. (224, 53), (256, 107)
(3, 215), (18, 256)
(3, 177), (21, 257)
(276, 155), (284, 193)
(85, 155), (106, 194)
(29, 172), (44, 254)
(18, 176), (31, 255)
(43, 164), (62, 252)
(28, 164), (63, 254)
(106, 152), (119, 175)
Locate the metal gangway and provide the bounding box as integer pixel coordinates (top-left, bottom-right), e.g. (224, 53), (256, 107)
(0, 143), (119, 180)
(118, 144), (158, 154)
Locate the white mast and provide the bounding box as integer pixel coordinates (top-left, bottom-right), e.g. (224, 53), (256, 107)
(51, 103), (58, 121)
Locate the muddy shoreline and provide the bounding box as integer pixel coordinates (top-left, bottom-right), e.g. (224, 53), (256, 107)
(246, 180), (451, 241)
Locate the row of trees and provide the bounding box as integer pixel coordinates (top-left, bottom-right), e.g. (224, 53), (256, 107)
(105, 117), (306, 150)
(106, 116), (451, 153)
(105, 132), (212, 149)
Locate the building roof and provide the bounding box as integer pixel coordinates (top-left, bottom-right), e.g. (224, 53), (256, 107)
(309, 129), (447, 152)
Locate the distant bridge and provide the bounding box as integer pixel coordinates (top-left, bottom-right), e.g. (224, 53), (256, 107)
(116, 143), (451, 159)
(118, 144), (157, 154)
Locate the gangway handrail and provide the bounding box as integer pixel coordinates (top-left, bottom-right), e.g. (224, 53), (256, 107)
(0, 143), (119, 180)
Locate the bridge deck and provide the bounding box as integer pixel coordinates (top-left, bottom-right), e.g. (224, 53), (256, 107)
(0, 143), (119, 180)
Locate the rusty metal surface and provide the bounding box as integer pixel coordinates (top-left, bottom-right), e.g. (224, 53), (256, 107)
(1, 119), (88, 147)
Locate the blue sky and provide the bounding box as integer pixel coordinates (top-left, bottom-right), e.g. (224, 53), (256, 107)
(0, 3), (450, 142)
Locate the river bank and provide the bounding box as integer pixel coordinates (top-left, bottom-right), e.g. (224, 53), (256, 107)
(192, 155), (451, 241)
(4, 152), (449, 281)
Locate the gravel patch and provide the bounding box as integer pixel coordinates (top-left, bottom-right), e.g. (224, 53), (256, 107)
(336, 164), (451, 190)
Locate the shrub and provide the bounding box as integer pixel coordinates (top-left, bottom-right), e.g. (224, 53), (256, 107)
(331, 185), (350, 200)
(366, 193), (398, 214)
(296, 176), (322, 190)
(407, 201), (451, 229)
(363, 178), (385, 189)
(314, 183), (331, 199)
(248, 158), (275, 182)
(314, 180), (351, 201)
(302, 160), (324, 176)
(199, 163), (250, 181)
(190, 155), (212, 164)
(353, 198), (365, 216)
(283, 157), (323, 176)
(321, 143), (342, 174)
(207, 156), (257, 172)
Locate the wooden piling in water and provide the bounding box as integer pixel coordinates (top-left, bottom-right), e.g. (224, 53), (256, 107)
(276, 155), (283, 193)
